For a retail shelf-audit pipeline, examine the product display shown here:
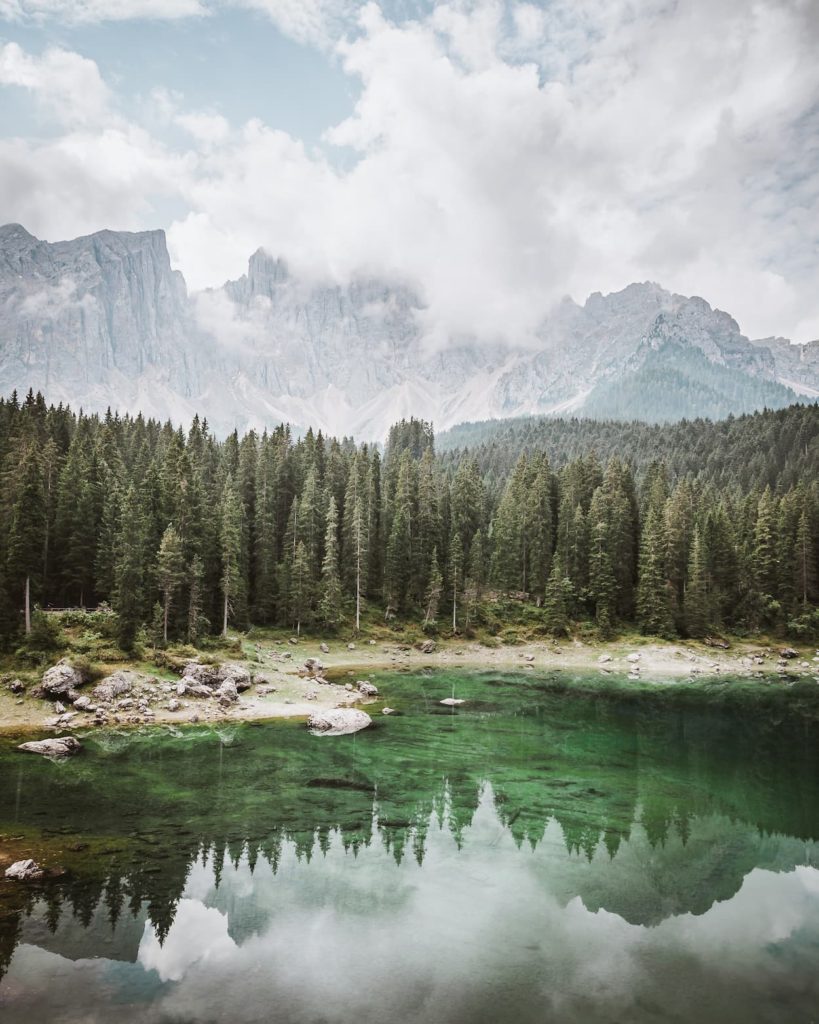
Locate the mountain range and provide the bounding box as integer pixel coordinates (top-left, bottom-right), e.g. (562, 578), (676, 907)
(1, 222), (817, 439)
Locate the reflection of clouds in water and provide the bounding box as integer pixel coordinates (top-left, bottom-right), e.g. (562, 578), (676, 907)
(138, 900), (236, 983)
(3, 800), (819, 1023)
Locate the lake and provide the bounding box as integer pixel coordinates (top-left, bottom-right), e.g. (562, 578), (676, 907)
(1, 668), (819, 1023)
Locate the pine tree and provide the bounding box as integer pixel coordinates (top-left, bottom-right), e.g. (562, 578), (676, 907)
(637, 503), (673, 637)
(543, 553), (574, 636)
(220, 476), (245, 636)
(113, 484), (146, 650)
(289, 540), (312, 635)
(156, 524), (185, 643)
(683, 526), (710, 637)
(187, 554), (206, 643)
(6, 445), (46, 634)
(588, 489), (617, 635)
(794, 507), (817, 609)
(423, 547), (443, 626)
(449, 529), (464, 632)
(319, 496), (344, 628)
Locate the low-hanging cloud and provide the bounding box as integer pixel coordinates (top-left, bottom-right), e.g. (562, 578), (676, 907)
(0, 0), (818, 343)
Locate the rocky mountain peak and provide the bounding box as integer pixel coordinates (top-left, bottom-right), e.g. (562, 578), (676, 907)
(0, 225), (816, 436)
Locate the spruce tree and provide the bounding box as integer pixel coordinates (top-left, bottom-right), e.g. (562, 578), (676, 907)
(187, 554), (206, 643)
(637, 503), (673, 637)
(543, 553), (574, 636)
(683, 526), (710, 637)
(113, 484), (146, 650)
(423, 547), (443, 626)
(449, 529), (464, 632)
(156, 524), (185, 643)
(220, 476), (245, 636)
(319, 496), (344, 628)
(6, 445), (46, 634)
(289, 540), (312, 635)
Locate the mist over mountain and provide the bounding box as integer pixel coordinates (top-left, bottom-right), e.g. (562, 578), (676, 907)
(1, 223), (816, 438)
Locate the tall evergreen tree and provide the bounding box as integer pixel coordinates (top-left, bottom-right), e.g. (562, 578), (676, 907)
(6, 445), (46, 634)
(113, 484), (146, 650)
(220, 477), (245, 636)
(319, 496), (343, 628)
(156, 524), (185, 643)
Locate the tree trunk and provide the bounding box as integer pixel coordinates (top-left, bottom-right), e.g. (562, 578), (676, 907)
(452, 580), (457, 632)
(164, 592), (170, 643)
(222, 592), (229, 637)
(24, 575), (31, 635)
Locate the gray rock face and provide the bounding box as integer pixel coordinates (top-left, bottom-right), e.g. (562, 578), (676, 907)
(181, 661), (222, 688)
(219, 663), (251, 691)
(357, 680), (379, 697)
(0, 224), (815, 437)
(5, 858), (45, 880)
(41, 660), (84, 696)
(216, 679), (239, 704)
(18, 736), (82, 757)
(307, 708), (372, 736)
(182, 661), (250, 692)
(0, 224), (210, 424)
(92, 671), (137, 703)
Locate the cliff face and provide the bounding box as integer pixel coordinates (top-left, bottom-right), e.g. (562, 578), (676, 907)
(0, 224), (815, 437)
(0, 224), (208, 420)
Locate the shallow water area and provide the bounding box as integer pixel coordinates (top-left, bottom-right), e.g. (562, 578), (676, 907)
(1, 667), (818, 1024)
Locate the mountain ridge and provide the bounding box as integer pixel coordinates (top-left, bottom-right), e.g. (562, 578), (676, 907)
(0, 223), (816, 438)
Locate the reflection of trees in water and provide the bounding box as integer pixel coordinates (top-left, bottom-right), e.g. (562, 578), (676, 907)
(1, 693), (819, 977)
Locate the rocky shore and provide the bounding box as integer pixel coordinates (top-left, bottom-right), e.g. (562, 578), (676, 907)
(1, 636), (817, 735)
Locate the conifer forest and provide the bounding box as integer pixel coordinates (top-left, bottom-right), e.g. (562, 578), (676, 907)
(1, 391), (817, 649)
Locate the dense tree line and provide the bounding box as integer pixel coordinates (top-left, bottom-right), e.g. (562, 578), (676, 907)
(439, 403), (818, 498)
(1, 391), (817, 649)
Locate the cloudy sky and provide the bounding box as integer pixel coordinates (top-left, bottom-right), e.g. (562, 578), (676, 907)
(0, 0), (817, 343)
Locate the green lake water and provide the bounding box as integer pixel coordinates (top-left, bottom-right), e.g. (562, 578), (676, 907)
(1, 668), (819, 1023)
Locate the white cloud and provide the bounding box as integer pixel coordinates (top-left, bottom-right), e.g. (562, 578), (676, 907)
(0, 0), (206, 21)
(0, 42), (111, 126)
(1, 0), (818, 342)
(233, 0), (361, 48)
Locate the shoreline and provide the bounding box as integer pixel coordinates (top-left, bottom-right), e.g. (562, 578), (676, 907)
(2, 635), (818, 737)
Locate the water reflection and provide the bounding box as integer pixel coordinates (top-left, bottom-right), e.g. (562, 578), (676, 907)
(1, 670), (819, 1023)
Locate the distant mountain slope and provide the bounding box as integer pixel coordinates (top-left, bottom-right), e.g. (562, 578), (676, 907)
(0, 223), (816, 437)
(437, 403), (819, 494)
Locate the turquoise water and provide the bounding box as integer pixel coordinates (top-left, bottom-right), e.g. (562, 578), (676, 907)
(1, 668), (819, 1023)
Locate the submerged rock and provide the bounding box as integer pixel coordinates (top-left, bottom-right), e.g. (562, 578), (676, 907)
(308, 708), (372, 736)
(440, 697), (466, 707)
(18, 736), (82, 758)
(5, 859), (45, 881)
(357, 680), (379, 696)
(41, 660), (84, 696)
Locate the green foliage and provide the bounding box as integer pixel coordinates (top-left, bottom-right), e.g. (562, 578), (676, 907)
(0, 397), (816, 651)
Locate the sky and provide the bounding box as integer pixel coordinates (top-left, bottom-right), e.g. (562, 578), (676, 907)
(0, 0), (817, 345)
